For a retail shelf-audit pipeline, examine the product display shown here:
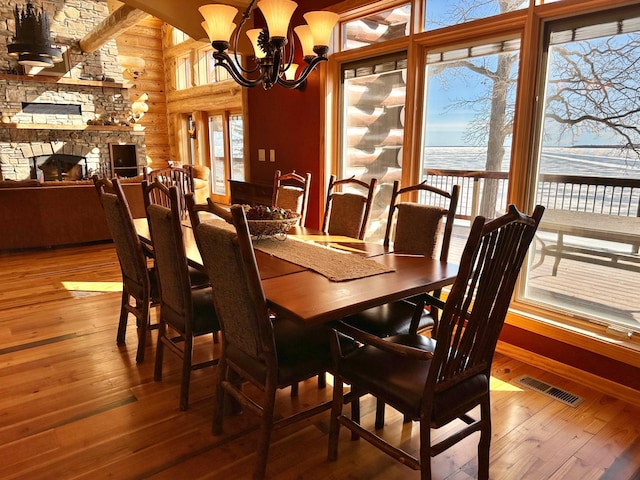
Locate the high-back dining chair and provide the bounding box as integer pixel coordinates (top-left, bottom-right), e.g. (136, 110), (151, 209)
(328, 204), (545, 480)
(340, 180), (459, 428)
(272, 170), (311, 226)
(186, 193), (232, 231)
(93, 175), (158, 363)
(342, 180), (460, 338)
(195, 205), (337, 480)
(144, 164), (194, 219)
(142, 176), (209, 290)
(322, 175), (378, 240)
(93, 176), (157, 364)
(143, 181), (220, 410)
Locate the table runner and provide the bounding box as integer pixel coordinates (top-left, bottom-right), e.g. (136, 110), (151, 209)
(254, 237), (394, 281)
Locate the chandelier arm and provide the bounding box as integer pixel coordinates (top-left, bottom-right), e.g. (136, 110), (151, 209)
(268, 47), (283, 87)
(213, 52), (262, 88)
(276, 56), (328, 89)
(280, 29), (296, 76)
(231, 0), (260, 75)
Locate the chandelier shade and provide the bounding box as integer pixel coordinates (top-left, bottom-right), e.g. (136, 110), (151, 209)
(293, 25), (315, 59)
(199, 0), (339, 90)
(8, 1), (62, 73)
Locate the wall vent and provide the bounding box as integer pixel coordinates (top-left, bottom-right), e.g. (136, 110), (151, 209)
(515, 376), (584, 408)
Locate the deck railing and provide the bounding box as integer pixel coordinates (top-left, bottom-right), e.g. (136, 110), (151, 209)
(423, 169), (640, 219)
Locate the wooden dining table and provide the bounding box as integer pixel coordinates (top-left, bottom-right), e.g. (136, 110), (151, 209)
(133, 217), (458, 326)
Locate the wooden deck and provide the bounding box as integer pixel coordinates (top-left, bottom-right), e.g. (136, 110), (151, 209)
(447, 225), (640, 332)
(1, 243), (639, 479)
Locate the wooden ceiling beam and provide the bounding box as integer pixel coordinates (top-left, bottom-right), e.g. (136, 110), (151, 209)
(78, 5), (151, 54)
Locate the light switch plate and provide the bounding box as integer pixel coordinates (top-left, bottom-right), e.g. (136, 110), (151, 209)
(269, 149), (276, 162)
(258, 149), (266, 161)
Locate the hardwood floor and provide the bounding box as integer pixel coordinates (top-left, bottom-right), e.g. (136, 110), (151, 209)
(1, 243), (639, 479)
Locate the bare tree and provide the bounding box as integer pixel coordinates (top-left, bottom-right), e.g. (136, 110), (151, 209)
(429, 1), (640, 216)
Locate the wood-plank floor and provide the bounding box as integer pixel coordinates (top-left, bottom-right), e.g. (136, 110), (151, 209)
(1, 243), (639, 479)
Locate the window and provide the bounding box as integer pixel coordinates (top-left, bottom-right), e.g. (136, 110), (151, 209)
(175, 53), (191, 90)
(420, 40), (520, 262)
(208, 115), (227, 196)
(172, 28), (189, 45)
(425, 0), (529, 31)
(195, 47), (239, 84)
(520, 12), (640, 333)
(340, 54), (407, 239)
(333, 0), (640, 345)
(341, 4), (411, 51)
(207, 112), (245, 202)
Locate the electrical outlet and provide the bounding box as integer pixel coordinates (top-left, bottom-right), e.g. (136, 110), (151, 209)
(269, 149), (275, 162)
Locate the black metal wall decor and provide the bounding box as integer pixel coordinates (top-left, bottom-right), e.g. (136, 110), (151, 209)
(8, 1), (62, 70)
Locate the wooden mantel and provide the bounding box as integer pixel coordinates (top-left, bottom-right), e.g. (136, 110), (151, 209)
(2, 123), (145, 133)
(0, 73), (127, 89)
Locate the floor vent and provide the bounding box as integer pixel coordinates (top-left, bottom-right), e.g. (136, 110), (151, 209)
(515, 376), (584, 408)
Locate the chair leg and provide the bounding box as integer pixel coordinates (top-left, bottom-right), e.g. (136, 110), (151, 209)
(154, 321), (166, 382)
(179, 336), (194, 411)
(375, 398), (386, 429)
(478, 399), (491, 480)
(254, 381), (277, 480)
(350, 392), (360, 441)
(116, 289), (129, 344)
(212, 360), (227, 435)
(290, 382), (299, 397)
(419, 416), (432, 480)
(317, 372), (326, 389)
(135, 300), (149, 364)
(328, 374), (344, 461)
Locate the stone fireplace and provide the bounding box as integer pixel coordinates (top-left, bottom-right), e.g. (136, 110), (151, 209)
(0, 0), (148, 182)
(0, 77), (146, 181)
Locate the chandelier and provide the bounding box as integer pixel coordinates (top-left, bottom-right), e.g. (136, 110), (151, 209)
(199, 0), (338, 90)
(8, 1), (62, 74)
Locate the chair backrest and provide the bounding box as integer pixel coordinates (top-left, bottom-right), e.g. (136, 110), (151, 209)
(185, 192), (232, 232)
(384, 180), (460, 261)
(427, 204), (544, 396)
(195, 205), (274, 364)
(93, 176), (150, 298)
(144, 165), (194, 218)
(143, 181), (194, 334)
(272, 170), (312, 226)
(322, 175), (378, 240)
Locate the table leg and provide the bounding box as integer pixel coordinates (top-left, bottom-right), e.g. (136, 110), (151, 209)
(552, 232), (563, 276)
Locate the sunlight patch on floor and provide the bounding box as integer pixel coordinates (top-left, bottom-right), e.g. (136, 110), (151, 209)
(490, 376), (523, 392)
(62, 281), (123, 293)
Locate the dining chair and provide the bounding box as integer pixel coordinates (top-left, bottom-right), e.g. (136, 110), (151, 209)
(143, 180), (220, 411)
(93, 176), (158, 364)
(341, 180), (460, 338)
(328, 204), (545, 480)
(142, 177), (210, 290)
(185, 192), (232, 230)
(272, 169), (311, 226)
(194, 204), (339, 480)
(339, 180), (459, 428)
(144, 164), (194, 219)
(322, 174), (378, 240)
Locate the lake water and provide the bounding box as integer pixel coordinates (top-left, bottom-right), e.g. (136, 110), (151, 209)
(423, 146), (640, 179)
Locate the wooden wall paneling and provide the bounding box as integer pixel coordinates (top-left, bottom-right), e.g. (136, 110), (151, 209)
(112, 12), (170, 169)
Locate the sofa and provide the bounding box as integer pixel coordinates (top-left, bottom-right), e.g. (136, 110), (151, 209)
(0, 179), (146, 250)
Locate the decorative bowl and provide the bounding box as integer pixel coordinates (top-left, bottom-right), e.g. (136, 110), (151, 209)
(247, 215), (300, 239)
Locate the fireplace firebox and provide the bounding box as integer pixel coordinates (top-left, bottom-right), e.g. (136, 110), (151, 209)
(31, 154), (87, 181)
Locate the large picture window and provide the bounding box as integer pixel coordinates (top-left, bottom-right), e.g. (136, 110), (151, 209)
(521, 12), (640, 333)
